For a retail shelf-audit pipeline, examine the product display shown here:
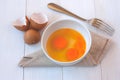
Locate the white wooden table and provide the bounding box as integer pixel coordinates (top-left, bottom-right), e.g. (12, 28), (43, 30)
(0, 0), (120, 80)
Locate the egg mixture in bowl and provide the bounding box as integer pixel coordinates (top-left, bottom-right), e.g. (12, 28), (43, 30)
(41, 19), (91, 66)
(46, 28), (86, 62)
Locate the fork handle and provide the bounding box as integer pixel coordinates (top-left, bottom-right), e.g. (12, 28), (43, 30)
(48, 3), (87, 21)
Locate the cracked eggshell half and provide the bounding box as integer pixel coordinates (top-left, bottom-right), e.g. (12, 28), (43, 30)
(30, 13), (48, 30)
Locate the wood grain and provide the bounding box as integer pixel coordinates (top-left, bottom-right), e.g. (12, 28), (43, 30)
(0, 0), (120, 80)
(0, 0), (25, 80)
(94, 0), (120, 80)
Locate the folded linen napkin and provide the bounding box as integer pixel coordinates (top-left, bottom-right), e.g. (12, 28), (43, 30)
(19, 32), (109, 67)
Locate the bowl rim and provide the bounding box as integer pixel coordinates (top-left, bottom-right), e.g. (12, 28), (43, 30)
(41, 18), (92, 65)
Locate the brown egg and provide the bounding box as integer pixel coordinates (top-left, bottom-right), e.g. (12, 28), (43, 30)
(24, 29), (40, 44)
(30, 13), (48, 30)
(13, 16), (30, 31)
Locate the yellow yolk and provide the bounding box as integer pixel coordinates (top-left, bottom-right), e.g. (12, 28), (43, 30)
(53, 36), (68, 50)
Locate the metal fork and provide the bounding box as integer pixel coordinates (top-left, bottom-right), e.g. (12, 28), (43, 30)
(48, 3), (115, 36)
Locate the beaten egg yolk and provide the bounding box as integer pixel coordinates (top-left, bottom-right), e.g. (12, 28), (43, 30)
(52, 36), (68, 50)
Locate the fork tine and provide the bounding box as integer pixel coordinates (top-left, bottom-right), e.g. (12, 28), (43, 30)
(95, 24), (113, 36)
(97, 21), (114, 33)
(96, 19), (115, 32)
(95, 22), (114, 36)
(97, 20), (115, 35)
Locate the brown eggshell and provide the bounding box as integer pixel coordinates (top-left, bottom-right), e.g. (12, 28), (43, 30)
(13, 16), (30, 31)
(14, 25), (29, 31)
(24, 29), (40, 44)
(25, 16), (30, 27)
(30, 13), (48, 30)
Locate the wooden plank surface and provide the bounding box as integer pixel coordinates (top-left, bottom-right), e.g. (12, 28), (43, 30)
(0, 0), (25, 80)
(94, 0), (120, 80)
(0, 0), (120, 80)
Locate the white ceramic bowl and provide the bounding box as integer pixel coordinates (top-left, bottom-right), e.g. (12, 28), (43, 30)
(41, 19), (91, 66)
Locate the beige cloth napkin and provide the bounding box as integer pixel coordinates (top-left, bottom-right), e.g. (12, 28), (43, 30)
(19, 32), (109, 67)
(19, 32), (110, 67)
